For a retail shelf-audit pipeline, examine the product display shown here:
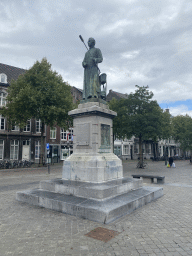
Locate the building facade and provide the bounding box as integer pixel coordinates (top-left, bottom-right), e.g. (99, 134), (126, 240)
(106, 89), (184, 160)
(0, 63), (47, 163)
(45, 86), (82, 163)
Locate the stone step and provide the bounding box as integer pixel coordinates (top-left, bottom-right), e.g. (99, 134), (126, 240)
(39, 177), (143, 200)
(16, 186), (163, 224)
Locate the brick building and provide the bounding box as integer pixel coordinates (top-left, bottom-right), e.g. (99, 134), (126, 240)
(0, 63), (45, 162)
(46, 86), (83, 163)
(0, 63), (82, 163)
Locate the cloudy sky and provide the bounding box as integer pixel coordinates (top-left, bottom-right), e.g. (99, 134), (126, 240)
(0, 0), (192, 117)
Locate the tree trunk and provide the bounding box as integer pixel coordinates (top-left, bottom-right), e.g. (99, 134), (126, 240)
(131, 145), (133, 160)
(156, 143), (159, 159)
(153, 142), (156, 160)
(138, 134), (143, 168)
(39, 122), (45, 166)
(153, 142), (159, 160)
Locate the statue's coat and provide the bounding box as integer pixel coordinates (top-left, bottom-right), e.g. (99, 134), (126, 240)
(82, 47), (103, 99)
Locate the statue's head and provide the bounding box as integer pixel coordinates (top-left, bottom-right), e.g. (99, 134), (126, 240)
(88, 38), (95, 48)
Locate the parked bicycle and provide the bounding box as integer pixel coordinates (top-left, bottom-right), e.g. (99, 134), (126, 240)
(0, 160), (6, 169)
(136, 161), (148, 169)
(0, 160), (34, 169)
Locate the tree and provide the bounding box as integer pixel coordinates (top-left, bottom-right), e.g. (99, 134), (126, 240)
(109, 85), (166, 168)
(0, 58), (73, 165)
(160, 110), (172, 141)
(109, 97), (131, 141)
(172, 115), (192, 156)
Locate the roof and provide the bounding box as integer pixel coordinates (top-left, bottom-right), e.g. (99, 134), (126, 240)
(106, 89), (129, 101)
(0, 63), (26, 84)
(72, 86), (83, 93)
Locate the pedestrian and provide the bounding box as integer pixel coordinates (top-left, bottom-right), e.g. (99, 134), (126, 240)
(169, 156), (173, 167)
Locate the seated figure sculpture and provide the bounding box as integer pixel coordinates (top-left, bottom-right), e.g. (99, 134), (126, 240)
(82, 37), (103, 100)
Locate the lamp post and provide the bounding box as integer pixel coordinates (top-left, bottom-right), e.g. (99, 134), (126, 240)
(164, 143), (167, 166)
(66, 132), (71, 157)
(46, 143), (50, 174)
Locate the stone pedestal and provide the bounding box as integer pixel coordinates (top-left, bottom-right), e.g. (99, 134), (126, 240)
(62, 102), (123, 182)
(16, 101), (163, 223)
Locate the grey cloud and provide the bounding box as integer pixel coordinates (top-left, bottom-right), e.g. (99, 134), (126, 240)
(0, 0), (192, 104)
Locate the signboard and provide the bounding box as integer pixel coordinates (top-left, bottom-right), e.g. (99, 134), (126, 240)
(46, 143), (49, 150)
(101, 124), (110, 147)
(76, 123), (90, 146)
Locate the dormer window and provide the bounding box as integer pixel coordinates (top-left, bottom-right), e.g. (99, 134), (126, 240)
(0, 74), (7, 83)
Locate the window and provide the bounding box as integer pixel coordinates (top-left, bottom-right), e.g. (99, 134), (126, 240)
(142, 144), (145, 154)
(12, 124), (19, 131)
(61, 128), (73, 141)
(134, 144), (139, 154)
(61, 129), (67, 140)
(24, 120), (31, 132)
(124, 145), (129, 155)
(23, 140), (30, 146)
(0, 92), (7, 106)
(35, 141), (41, 159)
(0, 74), (7, 83)
(148, 144), (151, 154)
(0, 116), (5, 130)
(36, 119), (41, 133)
(68, 128), (73, 141)
(0, 140), (4, 159)
(146, 144), (151, 154)
(10, 140), (19, 160)
(50, 127), (56, 139)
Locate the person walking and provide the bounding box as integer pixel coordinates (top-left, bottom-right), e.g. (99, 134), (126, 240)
(169, 156), (173, 167)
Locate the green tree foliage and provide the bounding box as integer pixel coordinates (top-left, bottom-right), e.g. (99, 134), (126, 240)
(1, 58), (73, 164)
(109, 85), (169, 167)
(109, 97), (131, 140)
(172, 115), (192, 154)
(160, 110), (172, 140)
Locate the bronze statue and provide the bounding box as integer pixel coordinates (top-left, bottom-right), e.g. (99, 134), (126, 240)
(82, 38), (103, 99)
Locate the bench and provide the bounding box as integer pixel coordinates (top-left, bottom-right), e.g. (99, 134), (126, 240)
(132, 174), (165, 184)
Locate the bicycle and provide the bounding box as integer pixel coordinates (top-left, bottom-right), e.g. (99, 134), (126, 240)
(136, 161), (148, 169)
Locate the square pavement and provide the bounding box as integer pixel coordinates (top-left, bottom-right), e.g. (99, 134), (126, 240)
(0, 160), (192, 256)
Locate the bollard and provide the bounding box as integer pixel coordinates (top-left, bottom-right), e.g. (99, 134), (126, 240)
(48, 164), (50, 174)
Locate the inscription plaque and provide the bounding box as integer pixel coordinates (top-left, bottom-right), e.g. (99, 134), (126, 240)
(101, 124), (110, 147)
(76, 123), (90, 146)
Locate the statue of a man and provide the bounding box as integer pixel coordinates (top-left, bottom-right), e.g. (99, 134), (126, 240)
(82, 38), (103, 99)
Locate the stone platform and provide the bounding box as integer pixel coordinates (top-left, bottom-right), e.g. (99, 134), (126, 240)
(39, 177), (143, 200)
(16, 177), (163, 224)
(16, 101), (163, 223)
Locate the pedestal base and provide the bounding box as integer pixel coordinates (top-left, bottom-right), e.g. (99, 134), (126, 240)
(40, 177), (143, 200)
(16, 178), (163, 224)
(62, 153), (123, 183)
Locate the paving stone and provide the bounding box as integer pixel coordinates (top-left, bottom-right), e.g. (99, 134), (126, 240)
(1, 160), (192, 255)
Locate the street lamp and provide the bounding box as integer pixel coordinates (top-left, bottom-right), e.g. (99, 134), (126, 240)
(165, 142), (168, 166)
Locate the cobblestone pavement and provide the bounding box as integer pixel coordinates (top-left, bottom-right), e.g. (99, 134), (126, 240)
(0, 160), (192, 256)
